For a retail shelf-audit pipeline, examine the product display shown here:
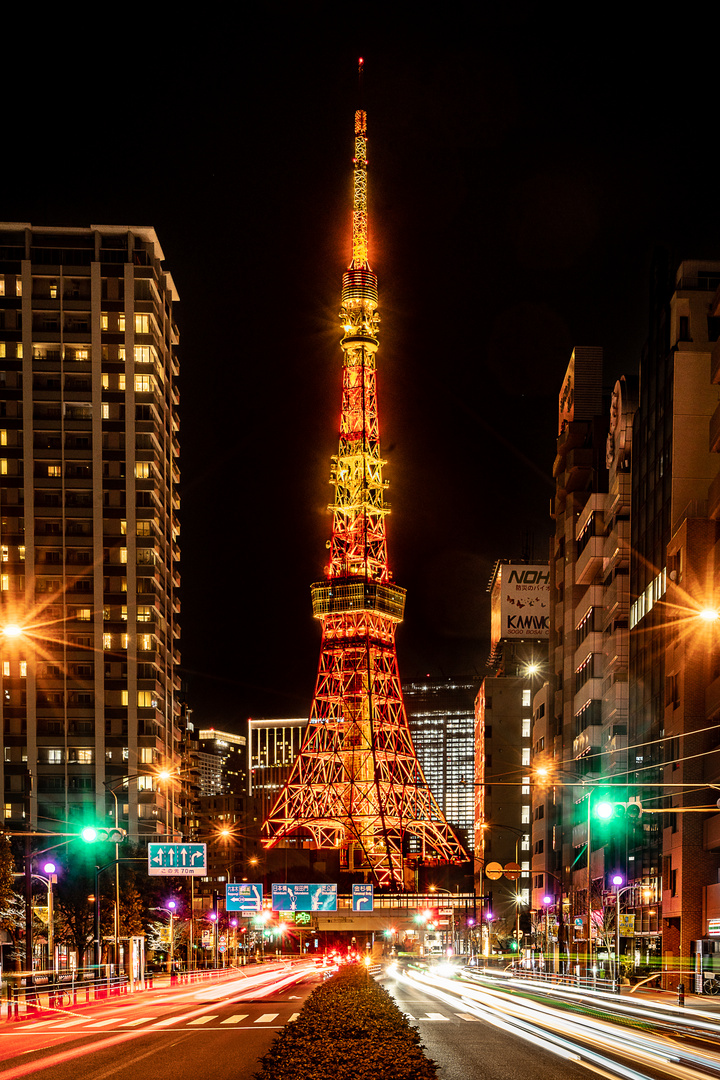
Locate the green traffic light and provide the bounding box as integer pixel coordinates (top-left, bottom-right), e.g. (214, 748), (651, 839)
(595, 801), (614, 820)
(81, 826), (99, 842)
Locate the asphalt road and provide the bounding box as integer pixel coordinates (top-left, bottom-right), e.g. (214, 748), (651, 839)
(381, 973), (593, 1080)
(0, 967), (321, 1080)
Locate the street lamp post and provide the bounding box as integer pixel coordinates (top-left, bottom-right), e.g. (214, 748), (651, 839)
(167, 900), (177, 974)
(542, 894), (554, 973)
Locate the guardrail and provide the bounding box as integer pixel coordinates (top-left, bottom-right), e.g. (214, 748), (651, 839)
(5, 971), (131, 1021)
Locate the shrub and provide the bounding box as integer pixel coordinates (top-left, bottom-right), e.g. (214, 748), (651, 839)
(255, 964), (439, 1080)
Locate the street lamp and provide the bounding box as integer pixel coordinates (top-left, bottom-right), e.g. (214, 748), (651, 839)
(42, 862), (57, 973)
(542, 894), (554, 972)
(167, 900), (177, 974)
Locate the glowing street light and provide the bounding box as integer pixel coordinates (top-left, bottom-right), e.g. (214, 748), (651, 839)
(699, 607), (720, 623)
(167, 899), (177, 974)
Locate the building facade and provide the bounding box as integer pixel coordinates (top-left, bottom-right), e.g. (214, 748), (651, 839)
(0, 223), (181, 841)
(248, 717), (308, 822)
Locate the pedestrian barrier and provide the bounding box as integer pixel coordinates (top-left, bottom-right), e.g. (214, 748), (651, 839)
(5, 970), (130, 1021)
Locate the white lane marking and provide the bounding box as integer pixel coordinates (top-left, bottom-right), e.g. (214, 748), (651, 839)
(456, 1013), (481, 1022)
(288, 1013), (300, 1022)
(420, 1012), (450, 1021)
(220, 1014), (249, 1024)
(187, 1015), (218, 1025)
(255, 1013), (279, 1023)
(86, 1018), (119, 1027)
(120, 1017), (153, 1027)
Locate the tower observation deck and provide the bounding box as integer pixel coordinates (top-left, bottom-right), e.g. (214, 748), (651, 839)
(261, 90), (467, 889)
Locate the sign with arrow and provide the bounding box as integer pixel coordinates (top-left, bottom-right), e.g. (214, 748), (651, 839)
(227, 883), (262, 912)
(148, 843), (207, 877)
(352, 884), (374, 911)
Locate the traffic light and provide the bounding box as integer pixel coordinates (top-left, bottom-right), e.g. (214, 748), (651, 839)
(594, 799), (642, 822)
(79, 826), (127, 843)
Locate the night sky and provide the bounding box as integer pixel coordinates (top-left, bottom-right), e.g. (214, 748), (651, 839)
(5, 6), (720, 730)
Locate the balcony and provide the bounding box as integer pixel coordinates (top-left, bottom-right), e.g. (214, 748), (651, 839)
(573, 725), (602, 759)
(575, 535), (603, 585)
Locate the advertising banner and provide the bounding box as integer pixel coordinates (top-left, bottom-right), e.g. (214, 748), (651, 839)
(499, 564), (549, 639)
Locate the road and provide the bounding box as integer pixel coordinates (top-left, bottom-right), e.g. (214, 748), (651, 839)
(379, 963), (720, 1080)
(0, 963), (321, 1080)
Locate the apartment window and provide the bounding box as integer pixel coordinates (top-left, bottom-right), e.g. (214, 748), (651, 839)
(135, 314), (149, 334)
(75, 749), (93, 764)
(139, 747), (154, 764)
(0, 430), (6, 445)
(521, 805), (531, 824)
(134, 346), (152, 364)
(0, 546), (7, 562)
(135, 462), (150, 479)
(121, 520), (127, 535)
(48, 749), (63, 764)
(138, 691), (153, 708)
(2, 662), (9, 677)
(121, 606), (128, 621)
(521, 747), (531, 766)
(521, 833), (530, 851)
(1, 576), (8, 592)
(521, 861), (530, 877)
(4, 805), (11, 820)
(521, 776), (530, 795)
(19, 661), (26, 677)
(18, 546), (24, 561)
(522, 689), (532, 707)
(135, 375), (152, 393)
(102, 373), (109, 390)
(0, 461), (6, 476)
(47, 465), (61, 478)
(103, 633), (112, 650)
(522, 719), (531, 739)
(101, 313), (109, 330)
(0, 279), (4, 296)
(139, 634), (153, 651)
(121, 633), (129, 649)
(15, 279), (22, 297)
(118, 374), (126, 391)
(137, 521), (153, 536)
(121, 690), (129, 706)
(76, 608), (92, 621)
(102, 403), (110, 420)
(137, 775), (154, 791)
(137, 606), (152, 622)
(120, 547), (128, 564)
(118, 314), (126, 332)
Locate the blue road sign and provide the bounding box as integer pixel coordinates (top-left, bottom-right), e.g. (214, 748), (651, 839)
(352, 884), (374, 911)
(227, 883), (263, 912)
(147, 843), (207, 877)
(272, 883), (337, 912)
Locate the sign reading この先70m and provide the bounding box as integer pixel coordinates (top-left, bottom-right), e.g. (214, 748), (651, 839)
(148, 843), (207, 876)
(272, 883), (337, 911)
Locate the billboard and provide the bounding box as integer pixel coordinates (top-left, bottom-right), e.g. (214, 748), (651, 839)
(271, 883), (337, 911)
(498, 564), (549, 640)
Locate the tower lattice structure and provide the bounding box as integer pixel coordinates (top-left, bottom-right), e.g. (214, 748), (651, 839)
(262, 103), (467, 888)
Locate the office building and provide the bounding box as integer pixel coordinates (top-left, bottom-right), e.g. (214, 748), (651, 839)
(196, 727), (246, 796)
(0, 223), (181, 841)
(248, 717), (308, 821)
(403, 677), (476, 854)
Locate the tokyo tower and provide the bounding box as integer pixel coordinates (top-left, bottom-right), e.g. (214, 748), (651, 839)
(262, 76), (467, 889)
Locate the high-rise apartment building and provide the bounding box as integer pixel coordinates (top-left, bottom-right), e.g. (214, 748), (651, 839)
(0, 223), (181, 842)
(403, 677), (476, 854)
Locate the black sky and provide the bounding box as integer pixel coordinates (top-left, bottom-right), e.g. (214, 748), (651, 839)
(5, 5), (720, 729)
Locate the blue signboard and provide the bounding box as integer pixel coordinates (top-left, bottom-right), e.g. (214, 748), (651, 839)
(352, 884), (374, 911)
(148, 843), (207, 877)
(227, 882), (263, 912)
(272, 883), (337, 912)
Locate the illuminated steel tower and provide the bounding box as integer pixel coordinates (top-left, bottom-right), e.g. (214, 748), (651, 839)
(262, 89), (467, 888)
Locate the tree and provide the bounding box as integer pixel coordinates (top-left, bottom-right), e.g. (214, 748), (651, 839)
(0, 833), (16, 912)
(54, 874), (95, 965)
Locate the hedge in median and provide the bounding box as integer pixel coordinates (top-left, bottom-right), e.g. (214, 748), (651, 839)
(255, 964), (439, 1080)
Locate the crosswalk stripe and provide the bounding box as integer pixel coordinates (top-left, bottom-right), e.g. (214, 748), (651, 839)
(86, 1018), (118, 1027)
(120, 1017), (152, 1027)
(456, 1013), (481, 1022)
(255, 1013), (279, 1024)
(288, 1013), (300, 1023)
(421, 1013), (450, 1021)
(220, 1015), (249, 1024)
(187, 1015), (218, 1025)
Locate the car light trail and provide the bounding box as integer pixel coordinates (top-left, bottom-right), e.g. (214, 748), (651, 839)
(386, 966), (720, 1080)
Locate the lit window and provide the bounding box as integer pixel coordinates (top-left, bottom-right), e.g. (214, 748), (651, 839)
(121, 606), (128, 621)
(139, 634), (153, 651)
(139, 747), (154, 764)
(118, 314), (126, 332)
(121, 690), (129, 706)
(18, 546), (24, 561)
(522, 689), (532, 707)
(521, 805), (531, 824)
(123, 748), (129, 761)
(102, 373), (109, 390)
(137, 606), (152, 622)
(16, 344), (22, 359)
(77, 608), (92, 620)
(48, 749), (63, 764)
(120, 547), (128, 564)
(0, 460), (7, 476)
(48, 465), (61, 477)
(118, 374), (126, 391)
(137, 775), (153, 791)
(102, 403), (110, 420)
(103, 633), (112, 649)
(138, 691), (153, 707)
(521, 833), (530, 851)
(135, 314), (149, 334)
(75, 349), (88, 361)
(135, 462), (150, 478)
(521, 861), (530, 876)
(1, 546), (7, 562)
(134, 346), (152, 364)
(121, 633), (129, 648)
(50, 283), (57, 299)
(0, 279), (4, 296)
(2, 661), (9, 677)
(101, 313), (108, 330)
(118, 347), (126, 362)
(0, 345), (4, 357)
(135, 375), (152, 393)
(4, 805), (11, 820)
(521, 748), (531, 766)
(521, 776), (530, 795)
(15, 279), (22, 297)
(522, 719), (531, 739)
(137, 522), (153, 536)
(0, 430), (6, 445)
(0, 576), (8, 592)
(121, 578), (127, 592)
(76, 749), (93, 764)
(121, 520), (127, 535)
(19, 661), (26, 677)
